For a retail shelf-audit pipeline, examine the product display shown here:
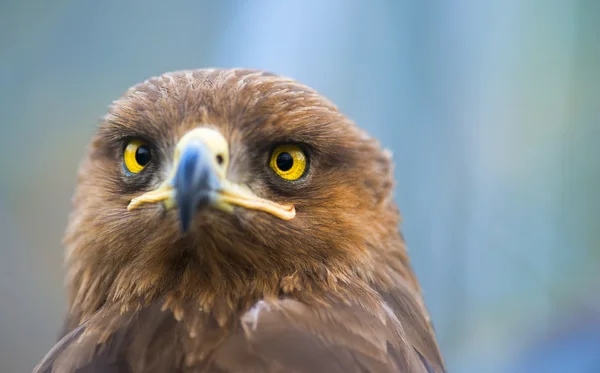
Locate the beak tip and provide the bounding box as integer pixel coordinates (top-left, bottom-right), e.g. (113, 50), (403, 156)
(174, 141), (218, 233)
(178, 204), (192, 233)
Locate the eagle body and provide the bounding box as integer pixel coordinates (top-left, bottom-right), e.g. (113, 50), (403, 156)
(34, 69), (445, 373)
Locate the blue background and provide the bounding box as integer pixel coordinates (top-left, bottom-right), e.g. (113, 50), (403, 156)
(1, 1), (599, 372)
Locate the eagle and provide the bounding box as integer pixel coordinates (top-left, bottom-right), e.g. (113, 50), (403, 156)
(34, 69), (445, 373)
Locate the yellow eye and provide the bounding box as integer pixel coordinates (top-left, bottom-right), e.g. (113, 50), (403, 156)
(123, 139), (152, 174)
(269, 145), (307, 180)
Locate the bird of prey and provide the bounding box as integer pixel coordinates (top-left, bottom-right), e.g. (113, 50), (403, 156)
(34, 69), (445, 373)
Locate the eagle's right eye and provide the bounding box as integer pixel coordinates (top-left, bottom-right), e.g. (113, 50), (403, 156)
(123, 139), (152, 174)
(269, 144), (307, 181)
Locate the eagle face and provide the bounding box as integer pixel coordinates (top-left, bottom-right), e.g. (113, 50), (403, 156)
(65, 69), (399, 315)
(35, 69), (445, 373)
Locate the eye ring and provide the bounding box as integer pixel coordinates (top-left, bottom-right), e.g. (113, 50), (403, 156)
(269, 144), (307, 181)
(123, 139), (152, 174)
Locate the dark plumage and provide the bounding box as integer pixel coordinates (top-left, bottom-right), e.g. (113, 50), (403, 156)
(34, 69), (445, 373)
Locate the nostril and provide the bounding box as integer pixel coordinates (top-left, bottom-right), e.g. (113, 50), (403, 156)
(216, 154), (224, 165)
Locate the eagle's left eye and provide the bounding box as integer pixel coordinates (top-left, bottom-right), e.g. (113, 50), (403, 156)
(269, 144), (307, 181)
(123, 139), (152, 174)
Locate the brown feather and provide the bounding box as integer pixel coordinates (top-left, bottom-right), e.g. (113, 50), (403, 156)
(34, 68), (445, 373)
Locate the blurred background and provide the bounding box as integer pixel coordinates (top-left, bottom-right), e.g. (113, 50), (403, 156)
(1, 1), (599, 372)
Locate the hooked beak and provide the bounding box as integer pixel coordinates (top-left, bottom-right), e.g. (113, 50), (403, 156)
(127, 128), (295, 231)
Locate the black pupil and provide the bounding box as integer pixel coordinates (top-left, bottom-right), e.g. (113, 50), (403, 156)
(276, 152), (294, 171)
(135, 146), (151, 166)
